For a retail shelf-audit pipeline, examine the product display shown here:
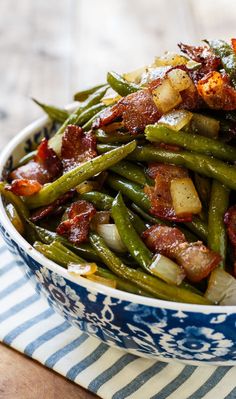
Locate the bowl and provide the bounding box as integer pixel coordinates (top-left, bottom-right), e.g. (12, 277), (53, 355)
(1, 108), (236, 366)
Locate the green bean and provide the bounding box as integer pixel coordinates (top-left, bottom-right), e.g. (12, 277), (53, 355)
(145, 124), (236, 162)
(34, 241), (85, 267)
(79, 192), (113, 210)
(96, 268), (152, 297)
(107, 71), (139, 96)
(32, 98), (69, 123)
(28, 222), (99, 261)
(208, 181), (230, 268)
(89, 233), (212, 304)
(82, 109), (106, 131)
(0, 182), (30, 220)
(6, 203), (24, 235)
(194, 174), (211, 209)
(74, 84), (107, 102)
(95, 130), (136, 144)
(25, 141), (137, 209)
(188, 113), (220, 138)
(79, 191), (147, 234)
(110, 160), (149, 186)
(128, 145), (236, 191)
(77, 103), (105, 126)
(112, 193), (153, 271)
(207, 40), (236, 88)
(107, 174), (208, 240)
(107, 174), (150, 211)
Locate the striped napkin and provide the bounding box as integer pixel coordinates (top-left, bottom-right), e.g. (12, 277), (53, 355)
(0, 237), (236, 399)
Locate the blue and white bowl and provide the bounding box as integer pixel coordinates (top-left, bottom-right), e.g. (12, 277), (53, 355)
(1, 107), (236, 366)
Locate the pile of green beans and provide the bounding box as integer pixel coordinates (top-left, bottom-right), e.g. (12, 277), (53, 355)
(3, 50), (236, 306)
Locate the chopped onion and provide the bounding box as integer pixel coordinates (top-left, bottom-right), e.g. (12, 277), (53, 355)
(103, 122), (124, 133)
(186, 60), (202, 70)
(149, 254), (186, 285)
(140, 66), (171, 85)
(170, 177), (202, 216)
(90, 211), (110, 231)
(205, 269), (236, 305)
(158, 110), (193, 131)
(86, 274), (117, 288)
(123, 66), (148, 83)
(167, 69), (194, 92)
(68, 262), (98, 276)
(152, 78), (182, 113)
(97, 224), (127, 253)
(152, 52), (188, 67)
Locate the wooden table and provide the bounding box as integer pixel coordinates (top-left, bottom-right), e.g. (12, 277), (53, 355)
(0, 0), (235, 397)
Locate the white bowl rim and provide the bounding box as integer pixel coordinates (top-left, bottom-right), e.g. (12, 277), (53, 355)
(1, 106), (236, 315)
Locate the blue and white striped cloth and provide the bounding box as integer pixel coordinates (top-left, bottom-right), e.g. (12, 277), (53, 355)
(0, 237), (236, 399)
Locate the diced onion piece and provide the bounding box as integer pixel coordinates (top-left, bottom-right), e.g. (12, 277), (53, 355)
(149, 254), (186, 285)
(140, 66), (171, 85)
(76, 181), (98, 194)
(205, 269), (236, 305)
(152, 78), (182, 113)
(68, 262), (98, 276)
(190, 113), (220, 138)
(90, 211), (110, 231)
(97, 224), (127, 253)
(158, 110), (193, 131)
(6, 203), (24, 235)
(49, 134), (63, 156)
(170, 177), (202, 216)
(167, 69), (194, 92)
(186, 60), (202, 70)
(123, 66), (148, 83)
(152, 52), (188, 67)
(86, 274), (117, 288)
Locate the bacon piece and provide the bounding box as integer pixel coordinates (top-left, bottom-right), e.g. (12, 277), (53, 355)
(232, 39), (236, 54)
(178, 43), (220, 81)
(6, 179), (42, 196)
(10, 139), (62, 184)
(142, 225), (186, 257)
(175, 242), (221, 282)
(93, 90), (161, 134)
(30, 190), (75, 222)
(56, 200), (96, 245)
(145, 163), (191, 222)
(61, 125), (97, 172)
(197, 71), (236, 110)
(143, 225), (221, 282)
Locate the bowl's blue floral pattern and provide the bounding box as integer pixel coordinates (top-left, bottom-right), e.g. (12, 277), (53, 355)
(1, 222), (236, 364)
(1, 117), (236, 365)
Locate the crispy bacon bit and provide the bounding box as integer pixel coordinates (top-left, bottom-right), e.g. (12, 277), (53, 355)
(93, 90), (161, 134)
(145, 163), (191, 222)
(197, 71), (236, 110)
(30, 190), (75, 222)
(178, 43), (220, 81)
(143, 225), (221, 282)
(6, 179), (42, 196)
(56, 200), (96, 244)
(61, 125), (97, 172)
(175, 242), (221, 282)
(231, 39), (236, 54)
(10, 139), (62, 184)
(142, 225), (186, 257)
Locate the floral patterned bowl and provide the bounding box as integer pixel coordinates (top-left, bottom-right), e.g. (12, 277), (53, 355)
(1, 110), (236, 366)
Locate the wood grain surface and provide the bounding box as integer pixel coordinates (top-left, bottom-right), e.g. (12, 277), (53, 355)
(0, 0), (235, 397)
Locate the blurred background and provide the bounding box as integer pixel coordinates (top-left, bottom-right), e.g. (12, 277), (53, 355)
(0, 0), (235, 147)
